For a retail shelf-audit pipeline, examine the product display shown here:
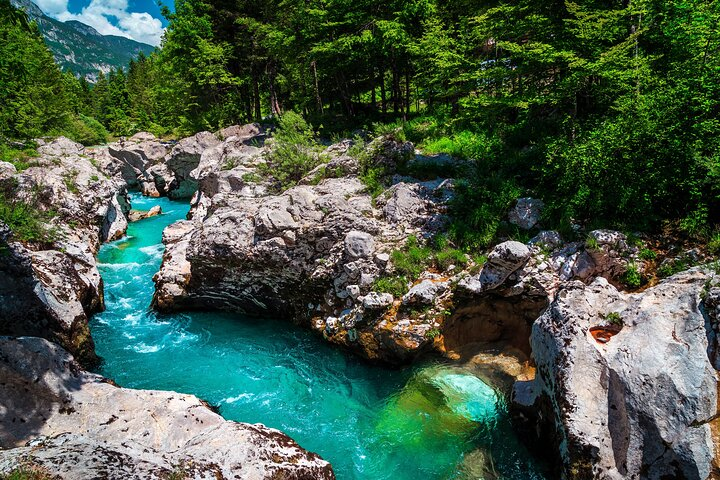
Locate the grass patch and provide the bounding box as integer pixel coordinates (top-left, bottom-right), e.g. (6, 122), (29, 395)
(0, 188), (58, 243)
(372, 276), (409, 297)
(622, 263), (643, 288)
(0, 466), (52, 480)
(0, 143), (39, 171)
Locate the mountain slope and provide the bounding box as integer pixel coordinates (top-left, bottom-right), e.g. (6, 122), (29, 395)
(9, 0), (155, 80)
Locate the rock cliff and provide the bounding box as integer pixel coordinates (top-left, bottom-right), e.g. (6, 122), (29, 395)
(513, 269), (719, 479)
(0, 137), (129, 365)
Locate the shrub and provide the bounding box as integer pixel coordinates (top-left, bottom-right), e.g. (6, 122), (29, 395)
(622, 263), (643, 289)
(708, 233), (720, 256)
(0, 142), (38, 171)
(0, 189), (57, 243)
(60, 114), (108, 146)
(372, 276), (409, 297)
(426, 328), (441, 339)
(448, 173), (521, 250)
(639, 248), (657, 260)
(604, 312), (624, 327)
(260, 111), (324, 192)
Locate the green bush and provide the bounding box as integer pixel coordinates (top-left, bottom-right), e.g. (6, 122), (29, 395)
(60, 114), (109, 146)
(604, 312), (624, 327)
(708, 233), (720, 256)
(448, 172), (521, 250)
(622, 263), (643, 289)
(260, 111), (324, 192)
(372, 276), (409, 297)
(639, 248), (657, 260)
(0, 189), (57, 243)
(0, 467), (52, 480)
(0, 142), (38, 171)
(391, 235), (433, 278)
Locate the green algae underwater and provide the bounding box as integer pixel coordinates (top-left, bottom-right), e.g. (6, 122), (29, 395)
(90, 192), (547, 480)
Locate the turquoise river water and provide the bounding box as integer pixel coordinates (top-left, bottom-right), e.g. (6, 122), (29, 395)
(90, 192), (547, 480)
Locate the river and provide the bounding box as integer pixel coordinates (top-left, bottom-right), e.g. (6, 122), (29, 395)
(90, 192), (547, 480)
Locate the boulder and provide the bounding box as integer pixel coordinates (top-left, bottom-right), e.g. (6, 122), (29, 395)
(461, 241), (531, 293)
(345, 231), (375, 259)
(402, 279), (450, 305)
(0, 161), (16, 180)
(509, 197), (544, 230)
(362, 292), (395, 310)
(514, 270), (718, 479)
(529, 230), (563, 250)
(0, 337), (334, 480)
(128, 205), (162, 222)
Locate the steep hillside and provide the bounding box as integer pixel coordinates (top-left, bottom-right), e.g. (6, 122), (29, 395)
(10, 0), (155, 80)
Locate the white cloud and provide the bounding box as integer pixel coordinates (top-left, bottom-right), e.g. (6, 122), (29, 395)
(44, 0), (164, 46)
(35, 0), (69, 16)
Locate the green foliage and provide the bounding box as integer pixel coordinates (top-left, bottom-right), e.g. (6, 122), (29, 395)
(426, 328), (441, 339)
(0, 189), (57, 243)
(391, 235), (433, 279)
(0, 143), (38, 171)
(639, 248), (657, 261)
(622, 263), (643, 289)
(259, 111), (324, 192)
(0, 467), (52, 480)
(585, 236), (600, 251)
(709, 234), (720, 256)
(448, 173), (521, 250)
(604, 312), (624, 327)
(60, 114), (108, 146)
(372, 276), (409, 297)
(657, 258), (690, 279)
(62, 169), (79, 194)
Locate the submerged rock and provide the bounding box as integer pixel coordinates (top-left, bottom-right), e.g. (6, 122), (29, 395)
(128, 205), (162, 222)
(0, 337), (335, 480)
(513, 269), (718, 479)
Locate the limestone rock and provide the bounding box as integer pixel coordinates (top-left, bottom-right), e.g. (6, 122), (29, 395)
(345, 231), (375, 259)
(362, 292), (395, 310)
(402, 279), (450, 305)
(128, 205), (162, 222)
(0, 243), (100, 366)
(514, 270), (717, 479)
(508, 197), (544, 230)
(529, 231), (563, 250)
(461, 241), (531, 293)
(0, 161), (16, 180)
(165, 131), (221, 199)
(0, 337), (334, 480)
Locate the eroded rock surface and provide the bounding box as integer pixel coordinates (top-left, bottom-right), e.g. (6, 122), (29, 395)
(0, 137), (130, 365)
(0, 337), (334, 480)
(513, 270), (718, 479)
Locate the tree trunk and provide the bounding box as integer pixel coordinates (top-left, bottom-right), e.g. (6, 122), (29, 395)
(253, 76), (261, 120)
(312, 60), (323, 115)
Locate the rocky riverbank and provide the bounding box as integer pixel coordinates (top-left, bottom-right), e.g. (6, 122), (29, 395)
(2, 127), (719, 479)
(108, 124), (720, 478)
(0, 136), (335, 479)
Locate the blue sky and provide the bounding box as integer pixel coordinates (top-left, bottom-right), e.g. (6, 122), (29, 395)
(35, 0), (174, 46)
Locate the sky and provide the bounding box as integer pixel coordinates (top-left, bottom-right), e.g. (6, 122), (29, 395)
(34, 0), (174, 46)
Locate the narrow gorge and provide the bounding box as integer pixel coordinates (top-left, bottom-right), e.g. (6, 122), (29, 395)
(2, 129), (719, 479)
